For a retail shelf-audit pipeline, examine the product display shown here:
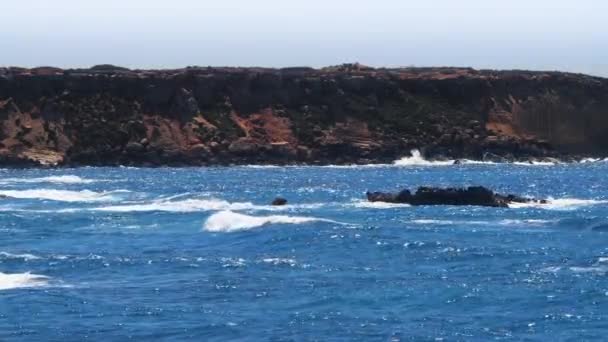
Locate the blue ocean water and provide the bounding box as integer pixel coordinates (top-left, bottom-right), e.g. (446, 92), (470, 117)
(2, 158), (608, 340)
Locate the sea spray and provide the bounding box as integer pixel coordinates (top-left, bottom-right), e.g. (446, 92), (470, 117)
(0, 272), (49, 290)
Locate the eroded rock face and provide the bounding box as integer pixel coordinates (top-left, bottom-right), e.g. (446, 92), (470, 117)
(366, 186), (547, 208)
(0, 65), (607, 166)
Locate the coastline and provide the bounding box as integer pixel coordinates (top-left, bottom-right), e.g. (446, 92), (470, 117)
(2, 64), (607, 168)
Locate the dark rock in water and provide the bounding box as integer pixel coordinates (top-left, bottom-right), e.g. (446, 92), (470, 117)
(366, 186), (545, 208)
(271, 197), (288, 206)
(0, 194), (6, 199)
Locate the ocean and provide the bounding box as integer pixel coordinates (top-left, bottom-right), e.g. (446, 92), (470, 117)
(2, 154), (608, 340)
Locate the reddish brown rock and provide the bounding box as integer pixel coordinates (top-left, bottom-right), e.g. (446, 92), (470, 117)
(0, 65), (607, 166)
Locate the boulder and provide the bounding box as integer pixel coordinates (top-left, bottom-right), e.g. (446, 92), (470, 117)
(271, 197), (288, 206)
(228, 139), (259, 155)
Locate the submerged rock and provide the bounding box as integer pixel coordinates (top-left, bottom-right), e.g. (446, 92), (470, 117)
(366, 186), (546, 208)
(271, 197), (288, 206)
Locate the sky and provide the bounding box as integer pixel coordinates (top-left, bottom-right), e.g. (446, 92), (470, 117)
(1, 0), (607, 76)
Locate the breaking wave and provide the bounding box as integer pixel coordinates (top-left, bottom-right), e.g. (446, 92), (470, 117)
(393, 150), (455, 166)
(0, 189), (128, 202)
(261, 258), (297, 266)
(568, 257), (608, 274)
(203, 210), (339, 232)
(351, 200), (411, 209)
(390, 149), (606, 167)
(411, 219), (552, 226)
(508, 198), (608, 210)
(0, 272), (50, 290)
(0, 252), (41, 261)
(91, 198), (324, 213)
(0, 175), (97, 184)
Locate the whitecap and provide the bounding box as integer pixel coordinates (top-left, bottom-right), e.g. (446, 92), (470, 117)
(0, 175), (97, 184)
(509, 198), (608, 210)
(91, 198), (324, 213)
(0, 189), (127, 202)
(94, 198), (256, 213)
(391, 149), (569, 167)
(579, 158), (608, 164)
(351, 200), (411, 209)
(411, 219), (457, 225)
(411, 219), (551, 226)
(569, 266), (608, 274)
(498, 219), (552, 225)
(539, 266), (562, 273)
(239, 165), (283, 169)
(0, 272), (50, 290)
(261, 258), (297, 266)
(0, 252), (41, 261)
(393, 149), (455, 166)
(203, 210), (340, 232)
(220, 257), (247, 268)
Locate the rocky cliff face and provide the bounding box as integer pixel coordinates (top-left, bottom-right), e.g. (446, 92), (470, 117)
(0, 64), (606, 166)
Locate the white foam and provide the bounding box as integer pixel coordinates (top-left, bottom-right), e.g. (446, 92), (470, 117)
(393, 149), (455, 166)
(95, 198), (256, 212)
(352, 200), (411, 209)
(579, 158), (608, 164)
(411, 219), (551, 226)
(569, 266), (608, 274)
(412, 219), (457, 225)
(498, 219), (552, 225)
(0, 175), (96, 184)
(567, 256), (608, 274)
(509, 198), (608, 210)
(261, 258), (297, 266)
(391, 149), (571, 167)
(240, 165), (283, 169)
(513, 161), (557, 166)
(0, 252), (41, 261)
(0, 272), (49, 290)
(92, 198), (324, 213)
(0, 189), (126, 202)
(203, 210), (338, 232)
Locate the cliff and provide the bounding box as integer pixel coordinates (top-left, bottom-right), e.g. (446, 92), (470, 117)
(0, 64), (607, 166)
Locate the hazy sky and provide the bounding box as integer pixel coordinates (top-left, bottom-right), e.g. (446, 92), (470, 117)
(1, 0), (607, 76)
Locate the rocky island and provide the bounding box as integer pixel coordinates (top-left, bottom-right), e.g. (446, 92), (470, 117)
(0, 63), (607, 167)
(366, 186), (547, 208)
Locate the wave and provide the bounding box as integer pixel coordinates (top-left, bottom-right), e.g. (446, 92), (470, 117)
(0, 175), (97, 184)
(579, 157), (608, 164)
(509, 198), (608, 210)
(203, 210), (340, 232)
(569, 257), (608, 274)
(231, 150), (607, 168)
(392, 149), (565, 167)
(0, 272), (50, 290)
(261, 258), (297, 266)
(0, 189), (127, 202)
(94, 198), (258, 212)
(393, 150), (456, 166)
(239, 165), (283, 169)
(351, 200), (411, 209)
(91, 198), (324, 213)
(411, 219), (552, 226)
(0, 252), (41, 261)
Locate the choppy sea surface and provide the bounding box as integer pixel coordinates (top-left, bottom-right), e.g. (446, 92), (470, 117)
(2, 154), (608, 340)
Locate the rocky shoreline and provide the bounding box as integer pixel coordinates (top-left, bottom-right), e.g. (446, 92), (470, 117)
(1, 64), (607, 167)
